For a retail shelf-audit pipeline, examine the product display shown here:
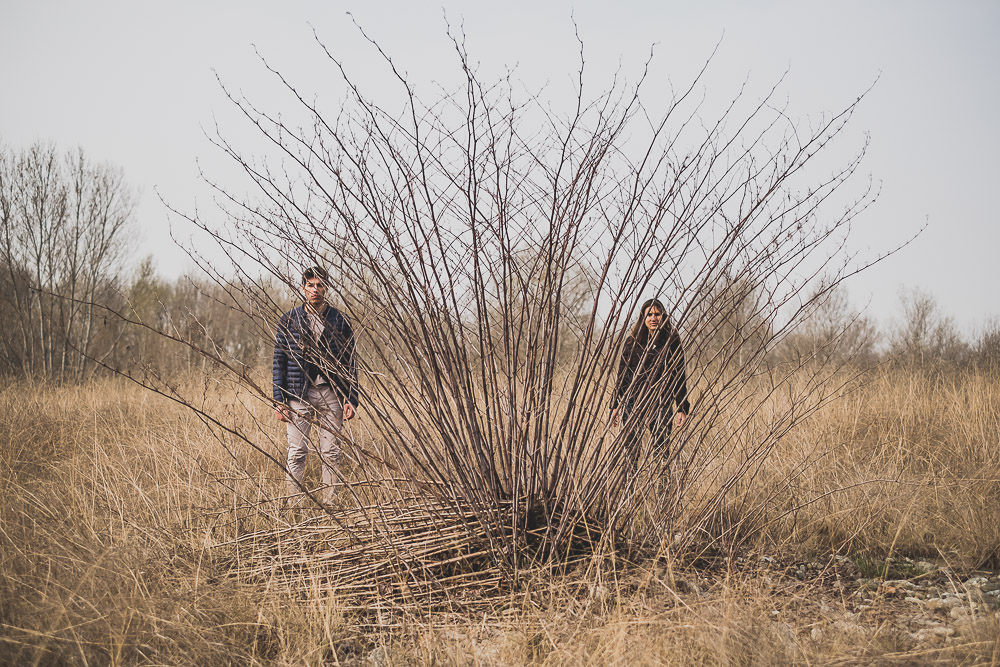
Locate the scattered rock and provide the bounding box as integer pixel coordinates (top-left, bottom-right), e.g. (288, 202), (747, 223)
(832, 620), (867, 639)
(367, 646), (390, 667)
(909, 625), (954, 644)
(924, 598), (945, 611)
(590, 584), (609, 603)
(674, 579), (701, 596)
(774, 622), (798, 651)
(949, 607), (969, 620)
(632, 552), (998, 657)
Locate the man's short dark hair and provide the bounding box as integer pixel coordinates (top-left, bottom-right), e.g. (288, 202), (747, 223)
(302, 266), (329, 285)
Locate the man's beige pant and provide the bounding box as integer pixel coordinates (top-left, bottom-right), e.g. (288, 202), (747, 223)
(285, 384), (343, 503)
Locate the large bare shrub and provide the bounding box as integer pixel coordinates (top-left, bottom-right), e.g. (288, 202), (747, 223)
(126, 27), (896, 597)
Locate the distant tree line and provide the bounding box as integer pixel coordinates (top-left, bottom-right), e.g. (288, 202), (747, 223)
(1, 141), (997, 382)
(0, 141), (283, 379)
(695, 278), (999, 372)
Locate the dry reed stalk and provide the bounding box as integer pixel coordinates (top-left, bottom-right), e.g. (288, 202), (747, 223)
(218, 487), (605, 617)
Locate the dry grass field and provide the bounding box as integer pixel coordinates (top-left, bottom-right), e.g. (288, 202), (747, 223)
(1, 365), (998, 665)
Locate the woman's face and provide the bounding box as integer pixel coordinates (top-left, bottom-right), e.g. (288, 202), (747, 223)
(644, 306), (664, 333)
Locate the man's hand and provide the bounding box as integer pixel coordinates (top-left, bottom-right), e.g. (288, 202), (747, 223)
(610, 408), (620, 428)
(344, 403), (356, 421)
(276, 405), (291, 422)
(674, 411), (687, 429)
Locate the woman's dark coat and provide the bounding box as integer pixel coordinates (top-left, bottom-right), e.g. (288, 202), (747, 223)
(614, 327), (690, 419)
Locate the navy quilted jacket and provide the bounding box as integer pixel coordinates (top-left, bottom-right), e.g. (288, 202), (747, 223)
(272, 304), (359, 407)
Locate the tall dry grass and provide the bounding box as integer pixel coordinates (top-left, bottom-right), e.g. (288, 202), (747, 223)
(751, 364), (1000, 568)
(1, 366), (998, 664)
(0, 378), (283, 664)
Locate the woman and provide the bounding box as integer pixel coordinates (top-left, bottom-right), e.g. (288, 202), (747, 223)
(611, 298), (690, 457)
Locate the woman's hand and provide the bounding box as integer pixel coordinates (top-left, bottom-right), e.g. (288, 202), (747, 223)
(276, 405), (291, 422)
(610, 409), (620, 427)
(674, 411), (687, 429)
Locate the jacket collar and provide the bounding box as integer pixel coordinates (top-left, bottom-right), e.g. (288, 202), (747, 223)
(295, 303), (331, 320)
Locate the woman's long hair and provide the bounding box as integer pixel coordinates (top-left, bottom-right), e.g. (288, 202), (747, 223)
(628, 298), (676, 347)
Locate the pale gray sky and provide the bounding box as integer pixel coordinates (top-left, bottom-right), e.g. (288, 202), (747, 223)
(2, 0), (997, 331)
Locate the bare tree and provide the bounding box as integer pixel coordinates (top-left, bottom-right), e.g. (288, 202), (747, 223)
(772, 283), (879, 367)
(971, 317), (1000, 369)
(0, 142), (136, 380)
(888, 287), (966, 366)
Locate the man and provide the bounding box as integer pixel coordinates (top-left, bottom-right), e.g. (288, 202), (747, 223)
(272, 266), (358, 505)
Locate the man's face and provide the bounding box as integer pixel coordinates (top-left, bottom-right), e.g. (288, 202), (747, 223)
(302, 277), (327, 307)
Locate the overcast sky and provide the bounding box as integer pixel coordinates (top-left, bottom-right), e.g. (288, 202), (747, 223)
(2, 0), (997, 332)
